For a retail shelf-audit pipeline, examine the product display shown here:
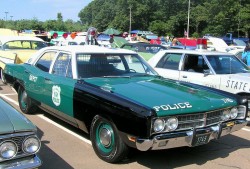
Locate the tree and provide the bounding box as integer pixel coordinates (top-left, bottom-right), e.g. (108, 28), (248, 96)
(0, 0), (249, 38)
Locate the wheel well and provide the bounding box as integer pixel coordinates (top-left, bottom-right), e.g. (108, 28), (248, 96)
(237, 93), (250, 98)
(13, 82), (21, 93)
(82, 108), (113, 134)
(0, 68), (2, 78)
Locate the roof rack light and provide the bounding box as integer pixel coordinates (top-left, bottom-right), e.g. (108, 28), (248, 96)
(196, 38), (207, 50)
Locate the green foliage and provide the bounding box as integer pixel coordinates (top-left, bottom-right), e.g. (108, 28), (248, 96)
(0, 1), (249, 38)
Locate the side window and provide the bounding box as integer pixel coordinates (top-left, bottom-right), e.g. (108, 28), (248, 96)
(183, 55), (208, 73)
(22, 41), (31, 49)
(31, 41), (47, 49)
(4, 41), (22, 49)
(52, 53), (72, 77)
(156, 53), (182, 70)
(35, 51), (56, 72)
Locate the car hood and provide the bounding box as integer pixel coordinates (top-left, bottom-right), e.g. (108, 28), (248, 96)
(0, 99), (36, 134)
(84, 76), (237, 117)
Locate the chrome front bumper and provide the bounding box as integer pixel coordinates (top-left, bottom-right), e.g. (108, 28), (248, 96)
(0, 155), (41, 169)
(136, 119), (247, 151)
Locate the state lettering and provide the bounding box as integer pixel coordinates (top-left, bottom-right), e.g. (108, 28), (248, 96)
(225, 80), (248, 91)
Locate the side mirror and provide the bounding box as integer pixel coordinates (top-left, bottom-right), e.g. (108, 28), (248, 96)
(203, 69), (211, 76)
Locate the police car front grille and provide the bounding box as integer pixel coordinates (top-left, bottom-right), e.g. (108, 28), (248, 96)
(177, 110), (223, 130)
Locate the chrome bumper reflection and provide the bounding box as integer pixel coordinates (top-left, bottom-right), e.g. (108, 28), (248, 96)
(0, 155), (41, 169)
(136, 120), (247, 151)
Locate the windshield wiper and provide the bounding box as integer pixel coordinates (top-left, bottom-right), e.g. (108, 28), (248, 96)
(130, 73), (152, 77)
(102, 76), (131, 78)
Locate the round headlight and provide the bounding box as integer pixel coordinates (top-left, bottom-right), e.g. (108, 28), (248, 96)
(153, 119), (165, 133)
(0, 141), (17, 159)
(23, 136), (41, 154)
(166, 117), (178, 131)
(230, 107), (238, 119)
(221, 109), (230, 121)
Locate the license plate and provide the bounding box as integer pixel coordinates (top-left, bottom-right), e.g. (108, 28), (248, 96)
(226, 121), (235, 127)
(192, 133), (210, 146)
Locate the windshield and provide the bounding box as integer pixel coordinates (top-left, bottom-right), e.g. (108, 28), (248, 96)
(206, 54), (250, 74)
(76, 53), (158, 78)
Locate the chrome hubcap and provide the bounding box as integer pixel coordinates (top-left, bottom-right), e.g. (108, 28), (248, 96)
(99, 128), (112, 147)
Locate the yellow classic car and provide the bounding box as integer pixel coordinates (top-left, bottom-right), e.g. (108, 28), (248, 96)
(0, 36), (47, 83)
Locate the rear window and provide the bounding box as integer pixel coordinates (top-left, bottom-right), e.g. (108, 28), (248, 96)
(3, 40), (47, 50)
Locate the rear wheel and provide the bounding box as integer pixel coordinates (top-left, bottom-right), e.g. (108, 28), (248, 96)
(18, 86), (37, 114)
(90, 115), (129, 163)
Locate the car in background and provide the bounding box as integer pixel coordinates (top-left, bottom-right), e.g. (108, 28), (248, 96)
(169, 38), (196, 50)
(231, 39), (247, 47)
(19, 29), (49, 42)
(0, 36), (47, 83)
(148, 48), (250, 118)
(48, 32), (86, 46)
(0, 28), (19, 36)
(228, 48), (244, 61)
(3, 45), (248, 163)
(221, 32), (249, 45)
(97, 33), (110, 42)
(206, 37), (244, 52)
(121, 43), (167, 60)
(0, 97), (41, 168)
(47, 31), (66, 45)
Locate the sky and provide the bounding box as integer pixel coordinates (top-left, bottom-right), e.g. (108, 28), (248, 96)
(0, 0), (92, 21)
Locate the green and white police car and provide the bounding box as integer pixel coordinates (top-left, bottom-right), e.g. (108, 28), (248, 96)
(3, 45), (248, 163)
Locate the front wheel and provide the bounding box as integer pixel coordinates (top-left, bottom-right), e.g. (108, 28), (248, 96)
(18, 86), (37, 114)
(90, 115), (129, 163)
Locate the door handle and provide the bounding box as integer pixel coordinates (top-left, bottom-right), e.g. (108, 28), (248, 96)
(44, 77), (51, 81)
(182, 75), (187, 78)
(24, 70), (30, 74)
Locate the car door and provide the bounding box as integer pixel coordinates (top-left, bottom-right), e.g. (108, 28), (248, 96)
(179, 54), (221, 89)
(24, 50), (57, 102)
(43, 51), (77, 120)
(153, 53), (182, 81)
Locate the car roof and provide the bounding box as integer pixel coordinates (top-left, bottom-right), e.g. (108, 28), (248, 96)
(27, 45), (138, 65)
(39, 45), (137, 54)
(228, 48), (244, 54)
(122, 42), (167, 47)
(161, 49), (235, 55)
(0, 36), (45, 44)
